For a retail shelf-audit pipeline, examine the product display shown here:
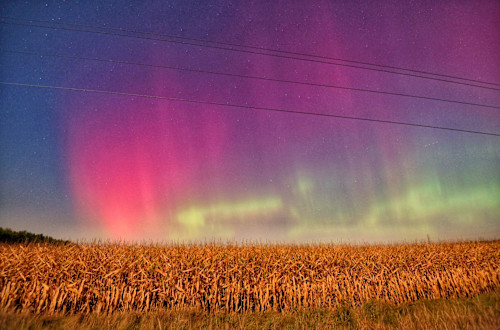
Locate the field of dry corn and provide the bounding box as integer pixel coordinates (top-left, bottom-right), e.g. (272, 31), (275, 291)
(0, 240), (498, 314)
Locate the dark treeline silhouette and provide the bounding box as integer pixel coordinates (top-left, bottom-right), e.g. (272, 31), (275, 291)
(0, 227), (69, 244)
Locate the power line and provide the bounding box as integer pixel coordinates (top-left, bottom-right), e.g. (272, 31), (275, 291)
(2, 15), (499, 87)
(1, 81), (499, 137)
(3, 20), (500, 93)
(4, 49), (499, 110)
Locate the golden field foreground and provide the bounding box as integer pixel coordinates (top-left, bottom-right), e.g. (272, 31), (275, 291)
(0, 291), (498, 329)
(0, 241), (498, 317)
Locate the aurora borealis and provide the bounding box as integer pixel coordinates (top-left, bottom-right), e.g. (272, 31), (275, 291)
(1, 1), (499, 242)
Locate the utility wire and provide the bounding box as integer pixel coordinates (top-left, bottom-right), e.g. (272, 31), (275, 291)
(4, 49), (499, 110)
(2, 20), (500, 92)
(2, 15), (499, 87)
(1, 81), (499, 137)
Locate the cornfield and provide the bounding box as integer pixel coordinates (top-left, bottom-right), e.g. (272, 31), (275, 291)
(0, 241), (498, 314)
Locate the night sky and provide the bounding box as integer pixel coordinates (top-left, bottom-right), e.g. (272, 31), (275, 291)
(1, 1), (499, 242)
